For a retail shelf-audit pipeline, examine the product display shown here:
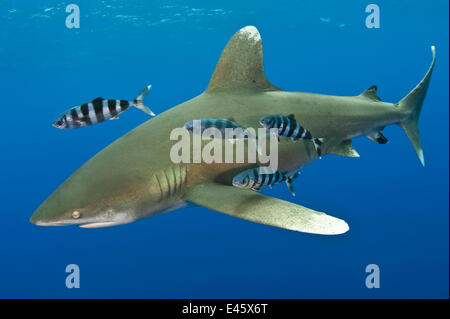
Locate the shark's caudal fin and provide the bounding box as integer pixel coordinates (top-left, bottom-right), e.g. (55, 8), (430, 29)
(398, 46), (436, 166)
(206, 26), (280, 92)
(133, 85), (155, 116)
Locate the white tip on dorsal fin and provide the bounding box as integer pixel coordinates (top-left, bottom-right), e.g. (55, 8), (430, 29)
(360, 85), (382, 101)
(206, 26), (281, 93)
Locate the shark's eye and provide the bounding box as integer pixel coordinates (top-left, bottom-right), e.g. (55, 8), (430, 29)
(72, 211), (81, 219)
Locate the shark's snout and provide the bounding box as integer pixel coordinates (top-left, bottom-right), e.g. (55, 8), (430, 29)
(30, 219), (67, 226)
(30, 205), (47, 225)
(30, 173), (153, 228)
(29, 213), (40, 225)
(30, 204), (75, 226)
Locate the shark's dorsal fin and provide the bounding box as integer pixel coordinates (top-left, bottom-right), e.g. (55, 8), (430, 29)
(206, 26), (281, 93)
(359, 85), (381, 101)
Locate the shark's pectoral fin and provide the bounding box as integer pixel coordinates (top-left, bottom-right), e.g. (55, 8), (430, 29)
(328, 139), (360, 158)
(183, 183), (349, 235)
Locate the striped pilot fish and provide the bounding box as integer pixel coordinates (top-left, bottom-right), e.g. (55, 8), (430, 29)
(53, 85), (155, 129)
(259, 114), (326, 158)
(184, 118), (261, 154)
(232, 166), (300, 196)
(184, 118), (256, 140)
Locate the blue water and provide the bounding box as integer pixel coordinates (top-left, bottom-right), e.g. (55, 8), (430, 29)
(0, 0), (448, 298)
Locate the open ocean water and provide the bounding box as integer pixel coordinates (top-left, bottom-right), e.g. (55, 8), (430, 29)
(0, 0), (448, 298)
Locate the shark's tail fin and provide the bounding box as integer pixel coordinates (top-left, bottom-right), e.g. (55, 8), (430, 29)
(398, 46), (436, 166)
(133, 85), (155, 116)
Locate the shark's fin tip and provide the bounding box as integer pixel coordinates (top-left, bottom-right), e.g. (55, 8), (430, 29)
(206, 26), (280, 92)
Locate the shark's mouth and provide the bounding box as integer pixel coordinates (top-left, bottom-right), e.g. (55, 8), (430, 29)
(34, 220), (130, 228)
(33, 221), (70, 226)
(79, 221), (128, 228)
(32, 213), (135, 228)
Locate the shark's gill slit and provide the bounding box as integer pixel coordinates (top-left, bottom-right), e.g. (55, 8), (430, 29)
(154, 173), (164, 202)
(163, 168), (172, 199)
(171, 166), (177, 195)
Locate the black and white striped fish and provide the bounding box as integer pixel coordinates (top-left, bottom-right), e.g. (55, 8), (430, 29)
(184, 118), (262, 154)
(259, 114), (326, 158)
(184, 118), (255, 139)
(232, 166), (300, 196)
(53, 85), (155, 129)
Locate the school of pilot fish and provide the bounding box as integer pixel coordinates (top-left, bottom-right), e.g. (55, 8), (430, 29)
(53, 92), (324, 194)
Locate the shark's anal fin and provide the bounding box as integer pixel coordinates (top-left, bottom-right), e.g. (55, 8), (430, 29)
(328, 139), (360, 158)
(359, 85), (382, 102)
(183, 183), (349, 235)
(206, 26), (281, 92)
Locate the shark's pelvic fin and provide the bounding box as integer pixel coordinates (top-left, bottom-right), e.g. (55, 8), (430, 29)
(206, 26), (281, 93)
(398, 46), (436, 167)
(328, 139), (360, 158)
(359, 85), (382, 102)
(183, 182), (349, 235)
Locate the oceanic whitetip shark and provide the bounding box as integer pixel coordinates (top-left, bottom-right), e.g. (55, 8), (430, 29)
(30, 26), (436, 235)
